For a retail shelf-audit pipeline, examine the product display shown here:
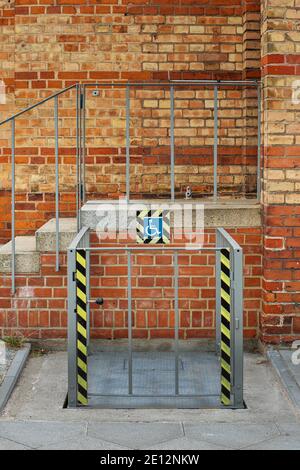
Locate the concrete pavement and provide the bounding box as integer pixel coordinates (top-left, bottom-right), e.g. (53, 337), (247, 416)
(0, 351), (300, 450)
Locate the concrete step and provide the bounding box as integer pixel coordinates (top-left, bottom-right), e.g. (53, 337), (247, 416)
(80, 199), (261, 230)
(0, 236), (39, 273)
(35, 218), (77, 252)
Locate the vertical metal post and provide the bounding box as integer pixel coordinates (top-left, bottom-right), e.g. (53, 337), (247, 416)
(82, 85), (86, 204)
(127, 250), (133, 394)
(85, 230), (90, 350)
(11, 118), (15, 295)
(67, 247), (77, 407)
(232, 247), (244, 408)
(174, 251), (179, 395)
(170, 86), (175, 202)
(257, 83), (261, 201)
(54, 95), (59, 272)
(213, 85), (218, 201)
(76, 84), (80, 231)
(126, 86), (130, 203)
(215, 233), (221, 355)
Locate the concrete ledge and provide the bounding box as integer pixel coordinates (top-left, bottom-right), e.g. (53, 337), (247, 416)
(81, 199), (261, 230)
(36, 218), (77, 252)
(0, 343), (31, 413)
(0, 237), (39, 273)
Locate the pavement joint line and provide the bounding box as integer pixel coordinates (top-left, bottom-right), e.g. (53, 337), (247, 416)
(86, 427), (132, 450)
(0, 433), (36, 450)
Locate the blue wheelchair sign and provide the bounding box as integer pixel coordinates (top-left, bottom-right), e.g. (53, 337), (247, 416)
(143, 217), (163, 240)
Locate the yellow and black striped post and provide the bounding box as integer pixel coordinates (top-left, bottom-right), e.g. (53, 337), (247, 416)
(76, 249), (88, 406)
(220, 248), (231, 406)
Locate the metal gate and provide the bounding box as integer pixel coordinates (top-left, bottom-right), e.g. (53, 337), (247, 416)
(67, 227), (243, 409)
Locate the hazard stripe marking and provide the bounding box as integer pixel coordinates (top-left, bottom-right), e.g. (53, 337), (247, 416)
(220, 248), (231, 407)
(76, 249), (88, 406)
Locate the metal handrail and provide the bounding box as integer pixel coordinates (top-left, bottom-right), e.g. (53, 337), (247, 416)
(81, 80), (261, 205)
(1, 79), (260, 295)
(0, 84), (78, 293)
(0, 84), (76, 127)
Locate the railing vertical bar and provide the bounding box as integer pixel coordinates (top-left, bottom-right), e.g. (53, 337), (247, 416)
(127, 250), (133, 395)
(76, 84), (80, 231)
(257, 83), (261, 201)
(174, 251), (179, 395)
(54, 95), (59, 272)
(213, 85), (218, 201)
(82, 85), (86, 204)
(170, 85), (175, 202)
(126, 85), (130, 203)
(11, 118), (15, 294)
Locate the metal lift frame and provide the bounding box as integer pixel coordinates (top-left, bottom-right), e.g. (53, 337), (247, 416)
(67, 227), (243, 409)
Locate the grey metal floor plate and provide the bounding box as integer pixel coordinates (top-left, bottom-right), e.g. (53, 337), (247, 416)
(88, 351), (221, 409)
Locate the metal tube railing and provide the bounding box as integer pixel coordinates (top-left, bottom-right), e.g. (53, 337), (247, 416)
(11, 118), (15, 294)
(54, 95), (59, 271)
(213, 85), (218, 201)
(82, 79), (260, 204)
(126, 86), (130, 203)
(170, 86), (175, 202)
(0, 84), (77, 293)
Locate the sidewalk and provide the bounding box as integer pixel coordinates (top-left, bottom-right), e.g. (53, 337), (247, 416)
(0, 351), (300, 450)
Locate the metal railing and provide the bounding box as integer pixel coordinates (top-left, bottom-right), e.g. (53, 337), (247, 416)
(0, 79), (260, 295)
(67, 226), (244, 409)
(79, 80), (261, 205)
(0, 84), (77, 293)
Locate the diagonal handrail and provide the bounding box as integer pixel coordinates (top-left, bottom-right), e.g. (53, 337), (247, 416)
(0, 84), (77, 126)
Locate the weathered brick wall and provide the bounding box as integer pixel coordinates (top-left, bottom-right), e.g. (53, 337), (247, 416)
(0, 227), (262, 340)
(0, 0), (261, 243)
(261, 0), (300, 343)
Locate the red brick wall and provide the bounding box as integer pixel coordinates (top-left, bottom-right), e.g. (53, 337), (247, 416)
(0, 0), (261, 243)
(0, 227), (262, 340)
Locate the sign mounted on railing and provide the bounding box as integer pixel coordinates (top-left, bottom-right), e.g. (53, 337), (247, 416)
(136, 209), (170, 244)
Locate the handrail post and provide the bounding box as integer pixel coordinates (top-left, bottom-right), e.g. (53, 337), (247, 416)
(170, 85), (175, 202)
(54, 95), (59, 271)
(11, 118), (15, 294)
(76, 84), (80, 231)
(213, 85), (218, 201)
(126, 85), (130, 203)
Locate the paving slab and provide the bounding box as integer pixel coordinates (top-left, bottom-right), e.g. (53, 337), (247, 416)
(0, 420), (86, 449)
(183, 422), (280, 450)
(0, 436), (31, 450)
(88, 422), (183, 449)
(245, 435), (300, 450)
(141, 436), (230, 450)
(38, 436), (129, 450)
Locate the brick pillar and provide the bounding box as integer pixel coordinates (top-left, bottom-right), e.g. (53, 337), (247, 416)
(242, 0), (261, 197)
(261, 0), (300, 343)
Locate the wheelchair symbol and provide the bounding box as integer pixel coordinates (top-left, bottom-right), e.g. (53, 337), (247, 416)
(144, 217), (162, 239)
